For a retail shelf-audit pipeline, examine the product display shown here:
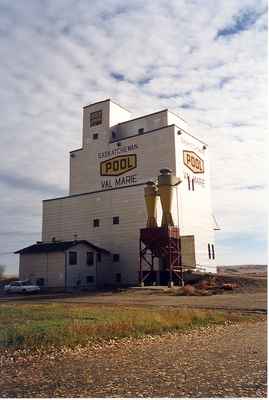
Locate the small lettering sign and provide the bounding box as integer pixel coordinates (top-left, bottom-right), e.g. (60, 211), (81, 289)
(184, 171), (205, 187)
(97, 143), (138, 160)
(101, 174), (137, 189)
(183, 150), (204, 174)
(100, 154), (137, 176)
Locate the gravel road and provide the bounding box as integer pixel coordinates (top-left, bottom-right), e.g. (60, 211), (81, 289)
(0, 319), (266, 397)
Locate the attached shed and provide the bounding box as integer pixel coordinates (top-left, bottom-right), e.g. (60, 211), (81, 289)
(15, 240), (110, 289)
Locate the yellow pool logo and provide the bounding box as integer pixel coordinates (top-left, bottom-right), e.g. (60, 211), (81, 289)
(183, 150), (204, 173)
(100, 154), (137, 176)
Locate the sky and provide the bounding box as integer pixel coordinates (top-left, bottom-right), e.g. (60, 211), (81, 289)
(0, 0), (267, 275)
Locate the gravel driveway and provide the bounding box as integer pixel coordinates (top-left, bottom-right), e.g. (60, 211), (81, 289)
(0, 319), (266, 397)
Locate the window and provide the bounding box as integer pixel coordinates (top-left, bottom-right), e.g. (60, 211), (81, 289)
(97, 253), (102, 262)
(93, 218), (100, 227)
(90, 110), (102, 127)
(113, 254), (120, 262)
(208, 244), (211, 260)
(113, 216), (119, 225)
(192, 178), (195, 191)
(69, 251), (77, 265)
(87, 252), (94, 266)
(36, 278), (45, 286)
(86, 276), (95, 283)
(211, 244), (215, 260)
(138, 128), (144, 135)
(112, 131), (116, 140)
(115, 273), (121, 283)
(93, 133), (98, 140)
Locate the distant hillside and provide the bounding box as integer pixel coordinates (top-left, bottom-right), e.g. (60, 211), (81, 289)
(217, 265), (267, 275)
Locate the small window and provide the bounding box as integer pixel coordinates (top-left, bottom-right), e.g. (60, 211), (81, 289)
(87, 252), (94, 266)
(93, 219), (100, 227)
(138, 128), (144, 135)
(97, 253), (102, 262)
(115, 273), (121, 283)
(211, 244), (215, 260)
(93, 133), (98, 140)
(69, 251), (77, 265)
(192, 179), (194, 191)
(90, 110), (102, 127)
(86, 276), (95, 283)
(36, 278), (45, 286)
(208, 244), (211, 260)
(187, 175), (191, 190)
(111, 131), (116, 140)
(113, 254), (120, 262)
(113, 216), (119, 225)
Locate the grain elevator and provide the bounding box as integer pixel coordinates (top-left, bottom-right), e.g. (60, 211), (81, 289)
(17, 99), (217, 288)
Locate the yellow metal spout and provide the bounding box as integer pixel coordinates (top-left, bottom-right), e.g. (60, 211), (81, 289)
(144, 181), (158, 228)
(158, 168), (182, 227)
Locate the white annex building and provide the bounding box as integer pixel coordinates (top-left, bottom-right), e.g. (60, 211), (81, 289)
(17, 99), (218, 289)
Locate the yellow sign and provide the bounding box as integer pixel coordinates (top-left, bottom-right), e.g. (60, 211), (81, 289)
(100, 154), (137, 176)
(183, 151), (204, 173)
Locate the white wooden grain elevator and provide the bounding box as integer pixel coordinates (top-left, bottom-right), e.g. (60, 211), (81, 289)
(17, 99), (218, 288)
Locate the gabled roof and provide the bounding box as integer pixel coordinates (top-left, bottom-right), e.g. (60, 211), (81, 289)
(15, 240), (110, 255)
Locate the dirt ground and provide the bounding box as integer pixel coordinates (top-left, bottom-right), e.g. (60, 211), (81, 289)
(0, 276), (267, 397)
(1, 289), (266, 315)
(1, 273), (266, 313)
(0, 318), (266, 398)
(60, 290), (267, 311)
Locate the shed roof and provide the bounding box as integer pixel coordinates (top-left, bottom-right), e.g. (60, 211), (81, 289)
(15, 240), (110, 255)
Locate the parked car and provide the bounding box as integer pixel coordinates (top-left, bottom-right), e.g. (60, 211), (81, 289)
(4, 280), (40, 294)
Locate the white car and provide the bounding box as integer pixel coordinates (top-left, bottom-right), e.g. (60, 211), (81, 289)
(4, 281), (40, 294)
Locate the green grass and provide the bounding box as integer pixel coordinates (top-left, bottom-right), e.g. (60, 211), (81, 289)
(0, 303), (241, 350)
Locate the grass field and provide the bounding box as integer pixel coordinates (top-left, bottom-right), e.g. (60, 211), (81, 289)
(0, 303), (245, 350)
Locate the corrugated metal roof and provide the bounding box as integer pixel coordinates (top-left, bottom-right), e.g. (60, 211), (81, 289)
(15, 240), (110, 255)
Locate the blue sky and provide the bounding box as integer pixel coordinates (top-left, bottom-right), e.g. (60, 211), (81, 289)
(0, 0), (267, 274)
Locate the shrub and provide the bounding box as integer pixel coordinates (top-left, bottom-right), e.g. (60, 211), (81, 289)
(177, 284), (196, 296)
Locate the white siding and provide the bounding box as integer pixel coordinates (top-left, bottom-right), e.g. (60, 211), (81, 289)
(69, 125), (175, 195)
(116, 110), (168, 140)
(20, 252), (65, 287)
(40, 100), (217, 286)
(65, 242), (110, 288)
(109, 101), (131, 128)
(167, 111), (189, 132)
(174, 130), (216, 272)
